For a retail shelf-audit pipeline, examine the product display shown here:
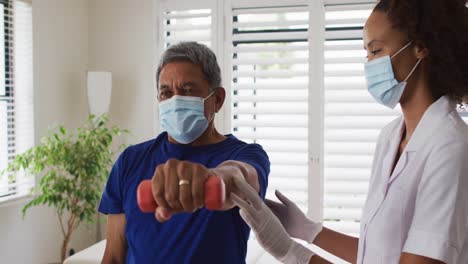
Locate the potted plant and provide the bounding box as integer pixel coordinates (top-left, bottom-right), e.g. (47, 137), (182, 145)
(2, 115), (128, 263)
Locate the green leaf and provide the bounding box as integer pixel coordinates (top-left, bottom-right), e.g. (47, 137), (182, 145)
(8, 114), (129, 231)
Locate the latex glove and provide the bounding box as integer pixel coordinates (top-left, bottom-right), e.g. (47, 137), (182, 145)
(231, 176), (314, 264)
(266, 190), (323, 244)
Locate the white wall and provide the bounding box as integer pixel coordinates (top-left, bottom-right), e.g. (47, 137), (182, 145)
(88, 0), (157, 241)
(33, 0), (90, 135)
(88, 0), (156, 144)
(0, 1), (95, 263)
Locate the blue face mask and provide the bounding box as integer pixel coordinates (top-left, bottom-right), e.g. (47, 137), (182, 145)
(159, 90), (216, 144)
(365, 42), (422, 109)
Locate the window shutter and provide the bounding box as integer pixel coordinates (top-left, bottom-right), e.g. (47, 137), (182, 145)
(0, 2), (10, 197)
(322, 1), (399, 236)
(228, 1), (310, 211)
(0, 0), (33, 200)
(157, 0), (218, 52)
(161, 9), (212, 48)
(13, 0), (34, 197)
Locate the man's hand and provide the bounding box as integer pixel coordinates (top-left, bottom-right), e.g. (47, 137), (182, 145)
(151, 159), (260, 222)
(151, 159), (210, 222)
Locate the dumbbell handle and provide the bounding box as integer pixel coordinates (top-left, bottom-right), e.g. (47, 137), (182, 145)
(137, 176), (226, 213)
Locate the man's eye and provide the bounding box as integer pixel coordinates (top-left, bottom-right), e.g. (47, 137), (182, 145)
(159, 91), (172, 98)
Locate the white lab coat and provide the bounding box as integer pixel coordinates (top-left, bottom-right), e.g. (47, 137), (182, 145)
(357, 96), (468, 264)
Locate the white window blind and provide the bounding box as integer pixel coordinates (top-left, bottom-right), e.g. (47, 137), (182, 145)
(322, 1), (400, 236)
(0, 0), (34, 201)
(157, 0), (218, 52)
(228, 2), (310, 211)
(161, 9), (212, 48)
(0, 2), (9, 194)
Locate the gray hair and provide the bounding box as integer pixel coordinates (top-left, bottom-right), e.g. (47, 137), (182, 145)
(156, 42), (222, 90)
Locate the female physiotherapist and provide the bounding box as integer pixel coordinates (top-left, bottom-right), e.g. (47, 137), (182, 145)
(231, 0), (468, 263)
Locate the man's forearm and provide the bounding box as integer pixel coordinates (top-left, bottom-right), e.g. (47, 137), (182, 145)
(102, 254), (126, 264)
(312, 227), (358, 264)
(102, 214), (127, 264)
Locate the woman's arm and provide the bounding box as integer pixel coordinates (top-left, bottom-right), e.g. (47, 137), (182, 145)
(266, 191), (358, 263)
(399, 253), (445, 264)
(313, 228), (358, 264)
(309, 255), (333, 264)
(232, 176), (359, 264)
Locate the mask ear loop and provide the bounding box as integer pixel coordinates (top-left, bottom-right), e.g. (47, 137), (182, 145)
(403, 59), (422, 82)
(391, 42), (413, 60)
(203, 88), (217, 101)
(203, 88), (218, 125)
(390, 42), (421, 82)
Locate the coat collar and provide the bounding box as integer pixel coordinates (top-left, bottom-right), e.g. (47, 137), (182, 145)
(402, 96), (455, 152)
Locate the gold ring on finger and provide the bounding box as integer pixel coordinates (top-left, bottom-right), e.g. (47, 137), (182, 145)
(178, 179), (190, 186)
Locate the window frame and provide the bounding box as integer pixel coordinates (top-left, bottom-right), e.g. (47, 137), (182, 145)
(0, 0), (16, 201)
(0, 0), (34, 203)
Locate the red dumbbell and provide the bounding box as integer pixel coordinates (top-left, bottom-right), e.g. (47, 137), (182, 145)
(137, 176), (226, 213)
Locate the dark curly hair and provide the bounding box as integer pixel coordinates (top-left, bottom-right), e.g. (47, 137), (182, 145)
(374, 0), (468, 104)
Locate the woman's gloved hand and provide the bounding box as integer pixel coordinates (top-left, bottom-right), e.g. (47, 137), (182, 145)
(231, 176), (314, 264)
(265, 191), (323, 244)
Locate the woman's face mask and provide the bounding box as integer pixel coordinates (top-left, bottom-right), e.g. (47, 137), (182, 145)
(365, 42), (422, 109)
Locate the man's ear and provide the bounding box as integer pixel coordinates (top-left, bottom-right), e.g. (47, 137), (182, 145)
(214, 87), (226, 113)
(413, 41), (429, 59)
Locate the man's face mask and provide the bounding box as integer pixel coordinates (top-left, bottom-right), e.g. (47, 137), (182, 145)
(364, 42), (422, 109)
(159, 89), (216, 144)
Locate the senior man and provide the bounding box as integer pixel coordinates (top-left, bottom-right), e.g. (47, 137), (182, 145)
(98, 42), (270, 264)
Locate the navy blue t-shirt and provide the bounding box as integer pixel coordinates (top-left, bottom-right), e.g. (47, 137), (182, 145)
(98, 132), (270, 264)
